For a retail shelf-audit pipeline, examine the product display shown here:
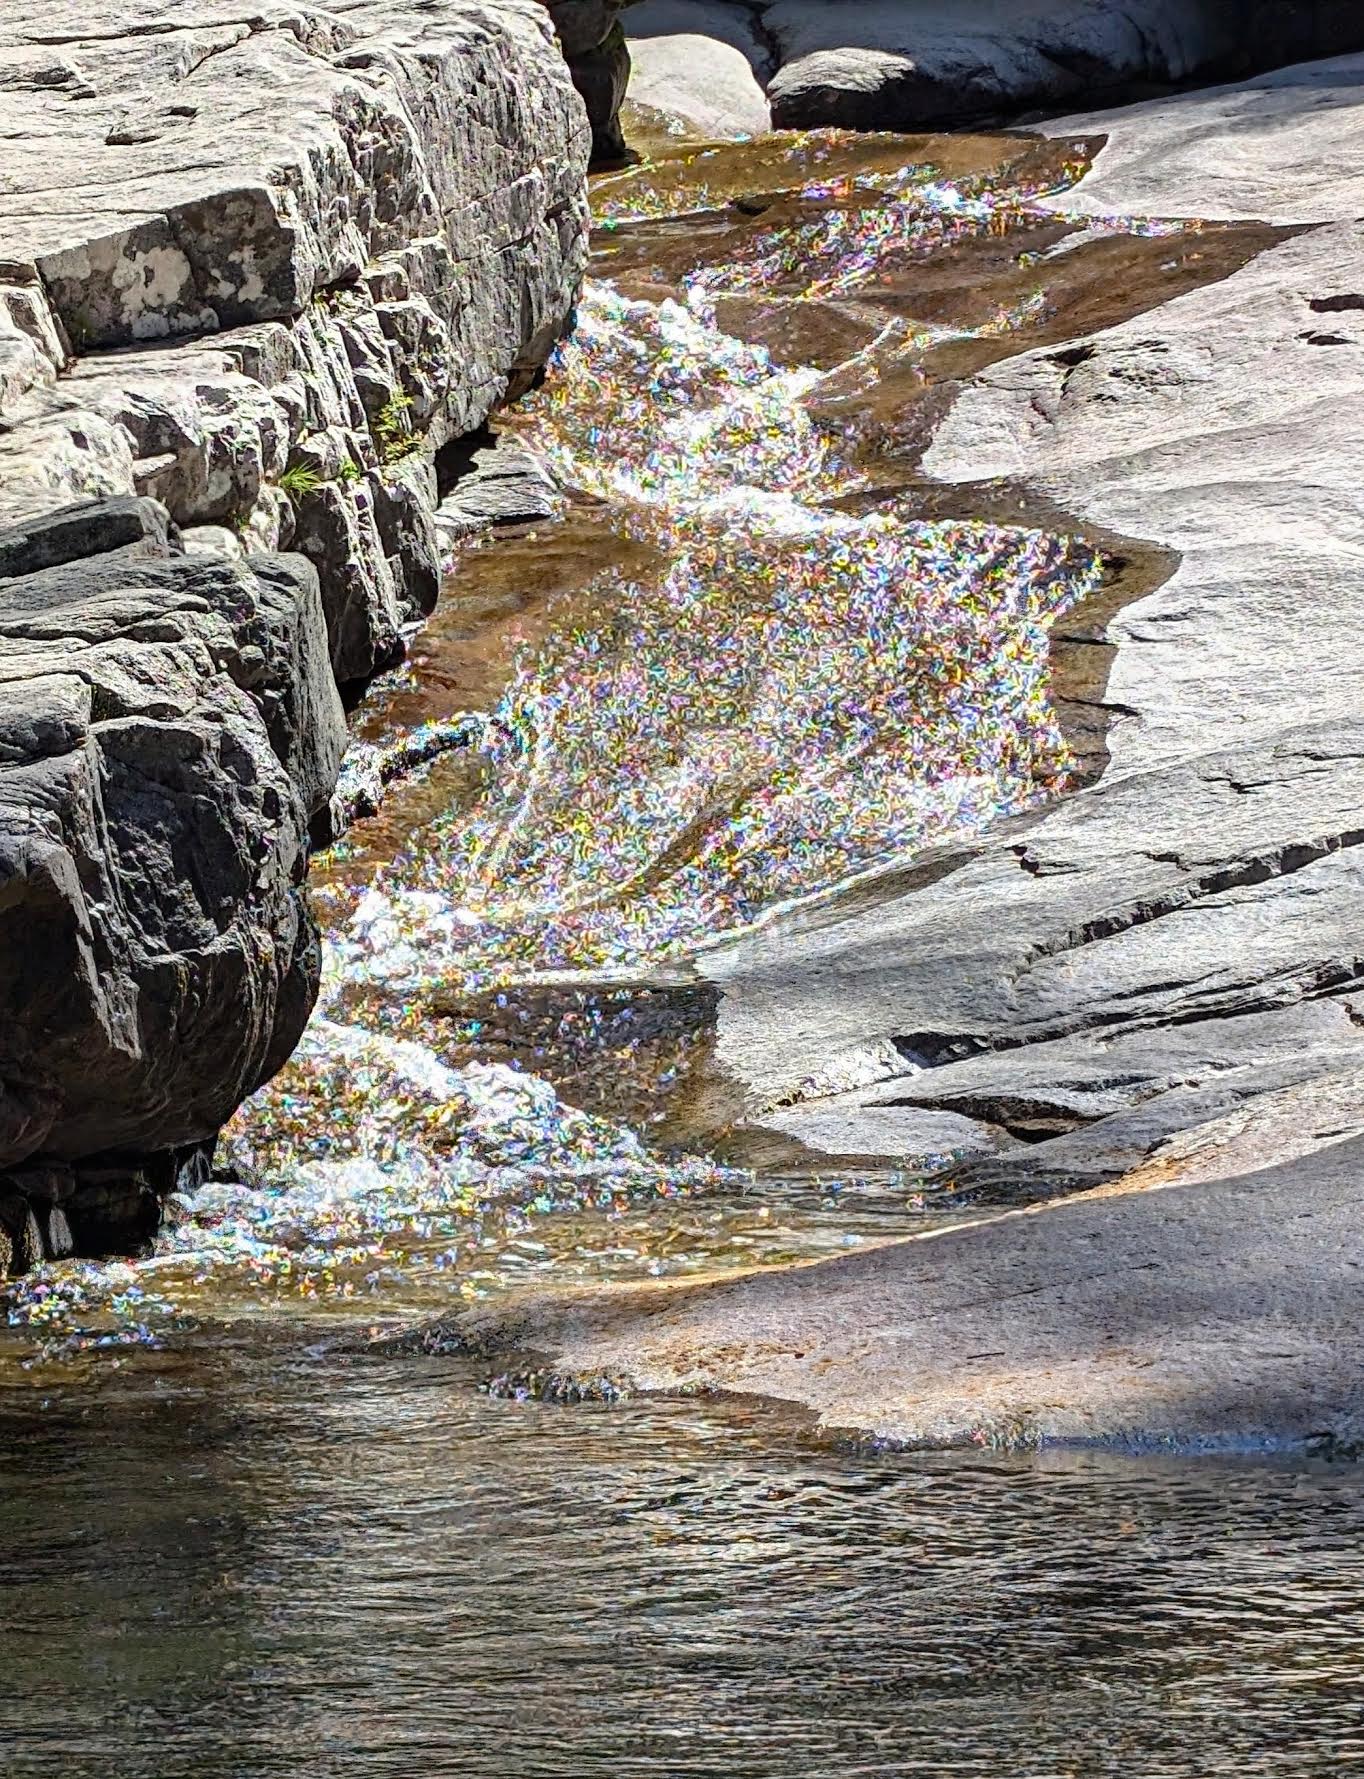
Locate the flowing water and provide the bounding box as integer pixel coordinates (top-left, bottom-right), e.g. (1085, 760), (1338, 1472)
(3, 129), (1360, 1774)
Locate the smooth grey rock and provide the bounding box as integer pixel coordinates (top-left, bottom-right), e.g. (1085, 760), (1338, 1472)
(760, 0), (1364, 132)
(1036, 50), (1364, 224)
(442, 58), (1364, 1443)
(420, 1107), (1364, 1455)
(703, 209), (1364, 1159)
(753, 1101), (1016, 1166)
(625, 0), (771, 138)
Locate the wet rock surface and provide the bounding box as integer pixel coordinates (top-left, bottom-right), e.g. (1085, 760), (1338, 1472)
(706, 64), (1364, 1182)
(0, 0), (590, 1261)
(422, 1108), (1364, 1454)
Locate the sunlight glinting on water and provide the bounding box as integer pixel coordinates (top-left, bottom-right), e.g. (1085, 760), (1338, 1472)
(5, 156), (1132, 1359)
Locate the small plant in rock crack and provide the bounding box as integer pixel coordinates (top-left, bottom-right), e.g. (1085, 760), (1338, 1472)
(374, 391), (420, 463)
(279, 462), (324, 499)
(336, 457), (364, 483)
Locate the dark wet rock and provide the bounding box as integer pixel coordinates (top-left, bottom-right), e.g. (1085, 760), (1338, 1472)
(322, 714), (486, 843)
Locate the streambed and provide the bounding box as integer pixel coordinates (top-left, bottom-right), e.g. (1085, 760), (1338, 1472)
(2, 125), (1357, 1776)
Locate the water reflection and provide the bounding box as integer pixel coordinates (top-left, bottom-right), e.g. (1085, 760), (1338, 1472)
(2, 1355), (1362, 1777)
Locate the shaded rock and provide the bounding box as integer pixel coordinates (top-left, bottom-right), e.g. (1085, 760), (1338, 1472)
(434, 434), (563, 544)
(624, 0), (771, 138)
(761, 0), (1364, 133)
(0, 496), (345, 1175)
(543, 0), (632, 160)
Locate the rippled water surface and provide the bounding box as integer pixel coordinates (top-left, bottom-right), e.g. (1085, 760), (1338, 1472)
(2, 125), (1350, 1777)
(4, 1353), (1364, 1778)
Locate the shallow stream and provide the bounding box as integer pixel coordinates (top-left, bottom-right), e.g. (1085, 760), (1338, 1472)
(3, 128), (1359, 1774)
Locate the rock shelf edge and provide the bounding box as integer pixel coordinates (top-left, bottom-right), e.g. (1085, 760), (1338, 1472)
(0, 0), (592, 1271)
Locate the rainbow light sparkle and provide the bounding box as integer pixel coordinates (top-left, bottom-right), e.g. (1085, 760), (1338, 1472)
(4, 139), (1174, 1362)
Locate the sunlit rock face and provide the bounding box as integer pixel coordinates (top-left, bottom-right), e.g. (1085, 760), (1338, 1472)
(0, 0), (592, 1267)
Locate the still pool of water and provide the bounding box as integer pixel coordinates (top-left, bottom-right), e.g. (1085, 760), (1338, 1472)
(3, 1351), (1363, 1778)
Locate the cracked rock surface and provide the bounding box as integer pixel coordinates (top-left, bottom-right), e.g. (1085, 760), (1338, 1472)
(433, 55), (1364, 1452)
(0, 0), (589, 1264)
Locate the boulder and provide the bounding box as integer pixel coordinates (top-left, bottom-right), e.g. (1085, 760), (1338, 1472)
(0, 497), (345, 1189)
(433, 433), (563, 545)
(759, 0), (1364, 133)
(624, 0), (772, 139)
(762, 0), (1233, 130)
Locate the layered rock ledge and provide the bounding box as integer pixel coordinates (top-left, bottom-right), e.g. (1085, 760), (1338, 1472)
(0, 0), (590, 1268)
